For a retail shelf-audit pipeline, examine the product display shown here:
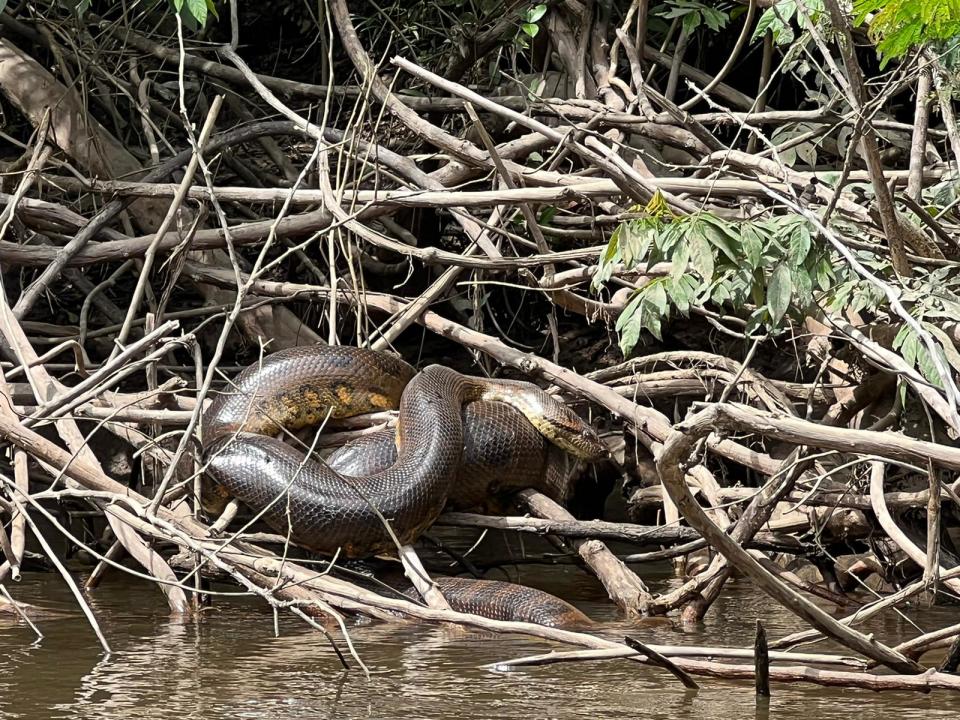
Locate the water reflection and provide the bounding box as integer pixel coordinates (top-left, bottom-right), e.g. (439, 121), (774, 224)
(0, 568), (957, 719)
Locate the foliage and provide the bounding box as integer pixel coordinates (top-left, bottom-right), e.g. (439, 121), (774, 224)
(592, 193), (836, 355)
(593, 193), (960, 387)
(752, 0), (824, 45)
(656, 0), (731, 36)
(923, 170), (960, 208)
(43, 0), (216, 28)
(888, 267), (960, 388)
(520, 3), (548, 39)
(170, 0), (216, 27)
(769, 121), (864, 168)
(854, 0), (960, 64)
(771, 122), (820, 167)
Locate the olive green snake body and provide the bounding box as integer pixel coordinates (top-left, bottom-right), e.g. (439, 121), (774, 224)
(202, 345), (604, 628)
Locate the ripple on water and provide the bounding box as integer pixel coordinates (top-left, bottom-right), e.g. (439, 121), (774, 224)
(0, 565), (956, 720)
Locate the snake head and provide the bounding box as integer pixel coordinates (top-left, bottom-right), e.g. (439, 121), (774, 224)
(543, 405), (609, 462)
(477, 376), (610, 462)
(566, 424), (610, 462)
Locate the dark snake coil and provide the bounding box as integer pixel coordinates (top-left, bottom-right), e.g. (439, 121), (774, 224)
(202, 346), (604, 627)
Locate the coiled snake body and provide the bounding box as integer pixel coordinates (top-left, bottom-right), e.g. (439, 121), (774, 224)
(202, 345), (603, 627)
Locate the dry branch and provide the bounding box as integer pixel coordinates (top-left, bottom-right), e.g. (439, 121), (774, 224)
(1, 2), (959, 700)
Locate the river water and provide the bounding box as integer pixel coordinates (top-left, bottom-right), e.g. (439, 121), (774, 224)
(0, 554), (957, 719)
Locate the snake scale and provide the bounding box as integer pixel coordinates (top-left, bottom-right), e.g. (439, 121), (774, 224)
(201, 345), (605, 627)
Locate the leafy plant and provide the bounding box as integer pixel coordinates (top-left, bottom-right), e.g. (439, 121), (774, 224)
(47, 0), (216, 28)
(170, 0), (216, 28)
(752, 0), (825, 45)
(592, 193), (837, 355)
(770, 122), (821, 167)
(854, 0), (960, 64)
(520, 3), (548, 38)
(923, 170), (960, 208)
(888, 267), (960, 387)
(656, 0), (731, 35)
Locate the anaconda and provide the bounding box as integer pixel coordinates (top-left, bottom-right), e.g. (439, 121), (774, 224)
(201, 345), (605, 626)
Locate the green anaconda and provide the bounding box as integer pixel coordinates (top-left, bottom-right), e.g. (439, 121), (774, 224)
(201, 345), (605, 627)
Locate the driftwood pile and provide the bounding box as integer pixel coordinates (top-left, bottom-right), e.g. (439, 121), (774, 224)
(1, 0), (960, 695)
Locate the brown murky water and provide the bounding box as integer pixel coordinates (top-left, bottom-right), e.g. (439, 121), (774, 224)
(0, 550), (957, 719)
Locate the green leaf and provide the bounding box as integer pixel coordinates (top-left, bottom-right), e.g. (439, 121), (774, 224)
(668, 275), (694, 315)
(741, 225), (764, 269)
(752, 8), (776, 41)
(606, 225), (622, 254)
(892, 322), (911, 351)
(646, 281), (669, 317)
(654, 221), (680, 255)
(900, 330), (920, 369)
(710, 8), (730, 25)
(711, 279), (731, 306)
(701, 7), (729, 31)
(538, 206), (558, 225)
(642, 313), (663, 342)
(621, 219), (657, 267)
(815, 256), (835, 291)
(924, 322), (960, 376)
(615, 291), (642, 331)
(615, 283), (670, 354)
(795, 142), (818, 167)
(850, 285), (878, 314)
(591, 226), (621, 290)
(620, 222), (637, 267)
(788, 222), (812, 266)
(628, 286), (668, 345)
(671, 240), (690, 280)
(526, 3), (547, 22)
(744, 307), (769, 336)
(854, 0), (960, 63)
(521, 22), (539, 37)
(185, 0), (207, 25)
(751, 268), (767, 307)
(689, 233), (714, 284)
(753, 2), (796, 43)
(793, 266), (813, 306)
(727, 267), (752, 307)
(767, 265), (793, 324)
(617, 317), (642, 356)
(918, 346), (943, 388)
(700, 216), (739, 263)
(779, 146), (798, 167)
(897, 378), (909, 409)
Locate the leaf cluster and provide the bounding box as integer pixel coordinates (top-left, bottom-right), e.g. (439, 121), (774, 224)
(854, 0), (960, 64)
(520, 3), (548, 39)
(37, 0), (216, 28)
(752, 0), (825, 45)
(656, 0), (731, 36)
(593, 194), (836, 355)
(170, 0), (216, 28)
(889, 266), (960, 388)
